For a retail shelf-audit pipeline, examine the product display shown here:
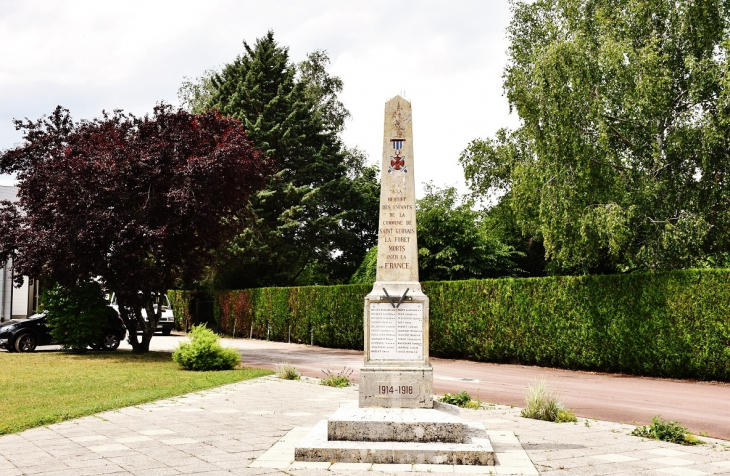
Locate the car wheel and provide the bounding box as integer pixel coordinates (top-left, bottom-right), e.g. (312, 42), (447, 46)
(101, 333), (120, 351)
(14, 333), (37, 352)
(162, 329), (172, 336)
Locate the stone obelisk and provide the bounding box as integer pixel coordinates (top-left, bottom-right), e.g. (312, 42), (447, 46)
(359, 95), (433, 408)
(294, 97), (494, 466)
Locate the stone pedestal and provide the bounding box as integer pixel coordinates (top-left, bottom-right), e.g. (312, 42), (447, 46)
(360, 282), (432, 408)
(295, 402), (494, 465)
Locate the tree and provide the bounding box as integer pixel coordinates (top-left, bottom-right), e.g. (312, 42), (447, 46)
(350, 185), (522, 283)
(42, 281), (111, 353)
(205, 31), (378, 288)
(178, 69), (217, 114)
(461, 0), (730, 273)
(417, 184), (521, 281)
(0, 104), (272, 352)
(297, 49), (351, 134)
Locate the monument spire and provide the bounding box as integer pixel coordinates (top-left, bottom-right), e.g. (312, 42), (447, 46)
(375, 96), (420, 285)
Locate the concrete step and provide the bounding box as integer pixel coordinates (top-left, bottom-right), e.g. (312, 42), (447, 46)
(328, 401), (465, 443)
(295, 419), (495, 465)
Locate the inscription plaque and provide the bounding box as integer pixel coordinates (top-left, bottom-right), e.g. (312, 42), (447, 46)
(369, 302), (423, 360)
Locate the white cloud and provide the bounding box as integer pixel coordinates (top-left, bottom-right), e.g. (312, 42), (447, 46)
(0, 0), (520, 195)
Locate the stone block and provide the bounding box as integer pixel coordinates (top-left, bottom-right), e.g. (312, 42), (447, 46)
(295, 420), (494, 465)
(328, 401), (462, 443)
(359, 367), (433, 408)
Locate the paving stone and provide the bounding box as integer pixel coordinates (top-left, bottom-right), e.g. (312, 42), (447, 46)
(650, 456), (696, 466)
(412, 463), (455, 472)
(655, 468), (709, 475)
(139, 429), (176, 435)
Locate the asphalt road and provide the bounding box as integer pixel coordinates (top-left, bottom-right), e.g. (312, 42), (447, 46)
(128, 333), (730, 440)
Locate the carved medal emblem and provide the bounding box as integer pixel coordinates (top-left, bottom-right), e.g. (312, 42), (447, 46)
(389, 139), (408, 173)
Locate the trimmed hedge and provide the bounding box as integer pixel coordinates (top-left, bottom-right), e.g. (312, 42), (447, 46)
(169, 270), (730, 381)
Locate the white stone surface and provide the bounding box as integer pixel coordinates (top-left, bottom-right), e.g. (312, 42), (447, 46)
(295, 419), (494, 465)
(328, 401), (464, 442)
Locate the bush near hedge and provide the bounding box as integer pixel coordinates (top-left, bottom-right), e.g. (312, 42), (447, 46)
(170, 269), (730, 381)
(172, 325), (241, 371)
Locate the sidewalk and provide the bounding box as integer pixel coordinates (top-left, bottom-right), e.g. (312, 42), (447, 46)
(2, 375), (729, 475)
(123, 334), (730, 440)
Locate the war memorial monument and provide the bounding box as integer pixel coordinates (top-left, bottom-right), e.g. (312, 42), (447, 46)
(295, 96), (495, 466)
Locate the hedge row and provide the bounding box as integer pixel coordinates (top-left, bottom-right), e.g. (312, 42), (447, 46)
(169, 269), (730, 381)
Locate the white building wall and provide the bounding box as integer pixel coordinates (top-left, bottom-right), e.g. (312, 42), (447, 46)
(0, 264), (9, 320)
(12, 277), (29, 318)
(0, 258), (31, 320)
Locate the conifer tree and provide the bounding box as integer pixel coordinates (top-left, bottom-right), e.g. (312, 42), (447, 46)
(207, 31), (377, 287)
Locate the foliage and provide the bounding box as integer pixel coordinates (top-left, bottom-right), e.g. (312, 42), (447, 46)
(167, 290), (194, 332)
(0, 105), (271, 352)
(349, 184), (524, 283)
(297, 49), (351, 133)
(211, 284), (369, 350)
(173, 325), (241, 371)
(461, 0), (730, 273)
(632, 416), (704, 445)
(179, 269), (730, 381)
(349, 246), (378, 284)
(320, 367), (353, 387)
(177, 69), (218, 114)
(0, 351), (272, 435)
(41, 281), (112, 352)
(520, 378), (576, 423)
(482, 195), (547, 277)
(417, 184), (521, 281)
(275, 362), (301, 380)
(438, 391), (481, 409)
(205, 31), (378, 288)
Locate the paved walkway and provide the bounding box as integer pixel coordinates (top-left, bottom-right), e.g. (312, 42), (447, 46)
(2, 375), (730, 475)
(123, 334), (730, 440)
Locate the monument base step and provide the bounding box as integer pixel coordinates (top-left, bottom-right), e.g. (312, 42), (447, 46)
(295, 419), (495, 465)
(328, 401), (463, 442)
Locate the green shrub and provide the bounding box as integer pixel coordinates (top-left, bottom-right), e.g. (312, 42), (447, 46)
(520, 379), (577, 423)
(42, 281), (111, 353)
(438, 391), (481, 409)
(172, 325), (240, 371)
(632, 416), (704, 445)
(320, 367), (353, 387)
(275, 362), (300, 380)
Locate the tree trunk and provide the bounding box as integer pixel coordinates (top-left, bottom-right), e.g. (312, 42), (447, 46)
(117, 295), (155, 353)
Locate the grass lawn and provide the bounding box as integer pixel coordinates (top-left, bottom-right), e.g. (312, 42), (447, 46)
(0, 350), (273, 435)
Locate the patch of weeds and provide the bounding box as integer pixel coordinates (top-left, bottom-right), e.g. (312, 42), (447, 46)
(320, 367), (353, 387)
(275, 362), (300, 380)
(438, 391), (481, 409)
(520, 378), (577, 423)
(631, 416), (704, 445)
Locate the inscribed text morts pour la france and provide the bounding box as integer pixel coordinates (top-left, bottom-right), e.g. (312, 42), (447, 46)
(359, 95), (433, 409)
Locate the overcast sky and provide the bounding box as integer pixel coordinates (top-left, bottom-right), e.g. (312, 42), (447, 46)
(0, 0), (520, 197)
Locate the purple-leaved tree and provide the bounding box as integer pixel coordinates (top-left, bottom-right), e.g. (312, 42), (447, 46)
(0, 104), (273, 352)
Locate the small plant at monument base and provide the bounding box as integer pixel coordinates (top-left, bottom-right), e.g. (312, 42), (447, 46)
(438, 391), (481, 409)
(172, 325), (241, 371)
(275, 362), (301, 380)
(320, 367), (353, 387)
(631, 416), (704, 445)
(520, 378), (577, 423)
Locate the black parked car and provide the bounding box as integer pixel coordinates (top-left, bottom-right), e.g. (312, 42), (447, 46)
(0, 308), (127, 352)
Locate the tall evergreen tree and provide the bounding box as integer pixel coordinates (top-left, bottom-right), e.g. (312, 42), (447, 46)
(207, 31), (378, 288)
